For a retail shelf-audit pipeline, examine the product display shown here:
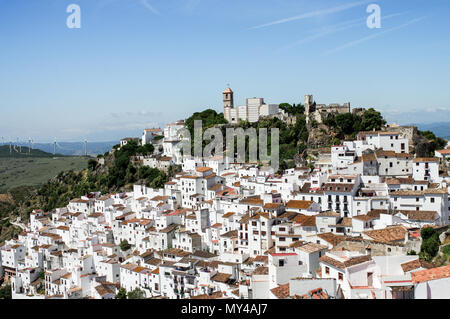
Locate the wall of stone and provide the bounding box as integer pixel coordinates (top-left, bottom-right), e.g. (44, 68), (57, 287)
(334, 239), (407, 256)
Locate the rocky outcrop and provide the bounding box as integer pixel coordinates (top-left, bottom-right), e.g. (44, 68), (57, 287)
(307, 124), (337, 148)
(412, 132), (435, 157)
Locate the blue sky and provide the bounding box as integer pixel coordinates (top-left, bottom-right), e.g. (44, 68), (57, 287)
(0, 0), (449, 142)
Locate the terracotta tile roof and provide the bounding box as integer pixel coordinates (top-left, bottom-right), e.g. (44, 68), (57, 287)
(239, 213), (251, 224)
(386, 177), (427, 185)
(221, 230), (238, 238)
(253, 266), (269, 275)
(253, 255), (268, 263)
(222, 212), (235, 218)
(263, 202), (282, 210)
(289, 240), (308, 248)
(150, 195), (169, 201)
(337, 217), (353, 227)
(367, 210), (388, 218)
(163, 248), (191, 257)
(270, 283), (290, 299)
(240, 197), (264, 206)
(375, 150), (411, 158)
(353, 214), (374, 222)
(160, 224), (179, 233)
(319, 254), (372, 271)
(411, 265), (450, 284)
(145, 257), (162, 266)
(132, 266), (148, 273)
(191, 250), (217, 259)
(362, 153), (376, 162)
(437, 149), (450, 155)
(151, 267), (160, 274)
(191, 291), (224, 299)
(95, 284), (116, 296)
(196, 166), (213, 172)
(292, 215), (316, 227)
(249, 212), (271, 220)
(293, 287), (329, 299)
(401, 259), (434, 273)
(316, 211), (340, 217)
(317, 233), (346, 246)
(121, 263), (138, 270)
(295, 242), (328, 254)
(286, 200), (314, 210)
(397, 210), (437, 221)
(211, 272), (231, 283)
(363, 225), (407, 243)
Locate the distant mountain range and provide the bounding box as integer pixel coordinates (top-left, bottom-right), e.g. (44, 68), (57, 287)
(0, 141), (118, 157)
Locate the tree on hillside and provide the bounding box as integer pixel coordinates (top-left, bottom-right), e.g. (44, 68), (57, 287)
(120, 239), (131, 251)
(127, 288), (146, 299)
(335, 113), (356, 136)
(359, 108), (386, 131)
(419, 227), (440, 261)
(185, 109), (227, 133)
(136, 143), (155, 155)
(116, 288), (127, 299)
(87, 159), (98, 171)
(279, 103), (305, 115)
(419, 130), (447, 154)
(0, 285), (11, 299)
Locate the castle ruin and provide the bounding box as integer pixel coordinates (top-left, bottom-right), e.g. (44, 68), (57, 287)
(304, 94), (351, 124)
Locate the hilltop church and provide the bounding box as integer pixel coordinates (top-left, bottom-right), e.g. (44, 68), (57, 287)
(223, 87), (280, 124)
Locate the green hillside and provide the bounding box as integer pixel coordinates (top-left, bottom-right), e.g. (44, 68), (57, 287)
(0, 157), (89, 192)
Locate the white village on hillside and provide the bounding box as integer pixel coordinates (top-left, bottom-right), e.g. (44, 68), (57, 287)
(2, 88), (450, 300)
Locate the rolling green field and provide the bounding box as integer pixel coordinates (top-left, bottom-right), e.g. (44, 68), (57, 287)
(0, 157), (89, 191)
